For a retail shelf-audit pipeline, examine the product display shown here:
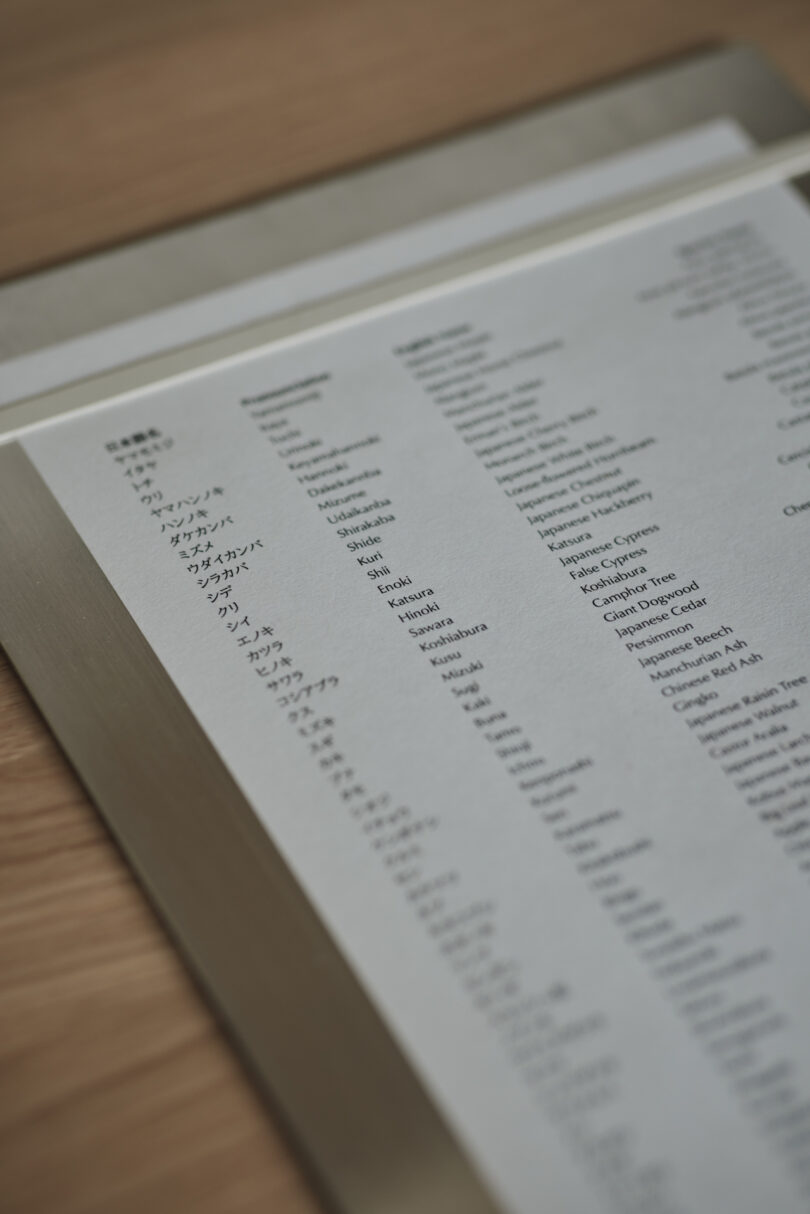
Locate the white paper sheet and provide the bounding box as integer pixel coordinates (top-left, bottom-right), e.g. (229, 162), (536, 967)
(20, 174), (810, 1212)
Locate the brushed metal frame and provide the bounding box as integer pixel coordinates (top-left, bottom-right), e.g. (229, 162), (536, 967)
(4, 132), (810, 439)
(3, 155), (810, 1213)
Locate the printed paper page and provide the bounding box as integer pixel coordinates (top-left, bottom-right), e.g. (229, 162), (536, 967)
(19, 177), (810, 1213)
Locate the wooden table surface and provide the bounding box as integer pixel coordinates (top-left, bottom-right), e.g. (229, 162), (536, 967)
(2, 3), (810, 1212)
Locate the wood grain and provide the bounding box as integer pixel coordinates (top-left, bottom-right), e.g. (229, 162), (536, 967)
(2, 4), (810, 1213)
